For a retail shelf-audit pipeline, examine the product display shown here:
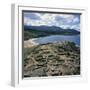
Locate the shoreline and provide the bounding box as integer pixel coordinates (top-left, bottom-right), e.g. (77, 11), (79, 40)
(24, 38), (79, 48)
(24, 38), (39, 48)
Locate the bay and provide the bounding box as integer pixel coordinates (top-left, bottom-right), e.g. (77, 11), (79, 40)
(33, 35), (80, 46)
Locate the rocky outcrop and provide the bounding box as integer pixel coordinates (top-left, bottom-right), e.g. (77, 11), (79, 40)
(24, 41), (80, 77)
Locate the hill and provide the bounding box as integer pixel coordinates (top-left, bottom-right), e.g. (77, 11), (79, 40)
(24, 25), (80, 40)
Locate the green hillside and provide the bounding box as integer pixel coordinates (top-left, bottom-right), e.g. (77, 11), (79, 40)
(24, 29), (80, 40)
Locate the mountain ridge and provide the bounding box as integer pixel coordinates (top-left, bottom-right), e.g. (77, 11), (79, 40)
(24, 25), (80, 40)
(24, 25), (80, 33)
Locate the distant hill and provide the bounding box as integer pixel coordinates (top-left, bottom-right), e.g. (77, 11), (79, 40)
(24, 25), (63, 32)
(24, 25), (80, 40)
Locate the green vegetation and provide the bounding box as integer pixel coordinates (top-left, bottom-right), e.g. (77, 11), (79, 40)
(24, 29), (53, 40)
(24, 41), (80, 77)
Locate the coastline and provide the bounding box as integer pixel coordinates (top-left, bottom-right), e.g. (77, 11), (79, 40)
(24, 38), (39, 48)
(24, 35), (80, 48)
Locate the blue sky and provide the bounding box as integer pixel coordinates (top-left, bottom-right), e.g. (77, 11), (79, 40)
(24, 12), (80, 31)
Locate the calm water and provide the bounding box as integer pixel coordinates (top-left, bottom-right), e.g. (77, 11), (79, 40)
(33, 35), (80, 46)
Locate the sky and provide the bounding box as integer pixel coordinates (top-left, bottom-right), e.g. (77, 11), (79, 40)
(24, 12), (80, 31)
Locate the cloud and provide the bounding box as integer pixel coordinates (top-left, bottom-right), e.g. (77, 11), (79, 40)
(24, 12), (41, 20)
(24, 12), (80, 31)
(54, 14), (80, 30)
(72, 15), (80, 24)
(71, 24), (80, 31)
(55, 14), (80, 25)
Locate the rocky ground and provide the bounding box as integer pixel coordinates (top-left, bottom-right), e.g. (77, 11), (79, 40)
(23, 41), (80, 77)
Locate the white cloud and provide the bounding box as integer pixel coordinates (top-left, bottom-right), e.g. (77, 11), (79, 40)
(24, 12), (80, 31)
(71, 24), (80, 31)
